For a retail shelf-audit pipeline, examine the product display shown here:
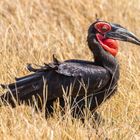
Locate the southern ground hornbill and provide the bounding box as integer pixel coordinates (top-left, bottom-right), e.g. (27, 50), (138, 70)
(0, 20), (140, 116)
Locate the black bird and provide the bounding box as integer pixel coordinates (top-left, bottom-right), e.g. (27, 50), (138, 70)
(1, 20), (140, 116)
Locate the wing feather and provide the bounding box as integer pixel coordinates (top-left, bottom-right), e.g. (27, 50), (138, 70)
(56, 61), (110, 78)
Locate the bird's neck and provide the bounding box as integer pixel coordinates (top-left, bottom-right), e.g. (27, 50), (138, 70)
(87, 34), (119, 78)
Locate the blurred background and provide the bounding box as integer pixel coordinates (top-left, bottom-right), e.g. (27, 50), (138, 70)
(0, 0), (140, 139)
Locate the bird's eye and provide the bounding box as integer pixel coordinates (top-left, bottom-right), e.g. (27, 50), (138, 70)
(101, 25), (108, 32)
(94, 22), (111, 33)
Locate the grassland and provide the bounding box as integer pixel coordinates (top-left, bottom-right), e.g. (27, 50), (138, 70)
(0, 0), (140, 139)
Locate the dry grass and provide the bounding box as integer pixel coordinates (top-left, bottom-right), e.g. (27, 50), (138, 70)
(0, 0), (140, 139)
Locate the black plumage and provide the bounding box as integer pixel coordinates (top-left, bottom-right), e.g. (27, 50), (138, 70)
(1, 20), (140, 116)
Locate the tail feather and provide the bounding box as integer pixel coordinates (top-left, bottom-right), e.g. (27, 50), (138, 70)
(15, 73), (36, 81)
(8, 73), (43, 90)
(0, 72), (45, 107)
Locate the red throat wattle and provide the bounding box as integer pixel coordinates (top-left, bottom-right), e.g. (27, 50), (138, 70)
(96, 34), (118, 56)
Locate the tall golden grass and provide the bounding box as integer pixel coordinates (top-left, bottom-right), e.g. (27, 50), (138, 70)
(0, 0), (140, 139)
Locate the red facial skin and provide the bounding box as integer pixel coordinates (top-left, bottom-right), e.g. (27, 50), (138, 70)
(95, 22), (119, 56)
(95, 22), (111, 34)
(96, 34), (118, 56)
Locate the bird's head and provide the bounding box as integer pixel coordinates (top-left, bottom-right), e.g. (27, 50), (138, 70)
(88, 20), (140, 56)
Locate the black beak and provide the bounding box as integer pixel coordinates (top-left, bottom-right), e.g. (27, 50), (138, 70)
(106, 23), (140, 46)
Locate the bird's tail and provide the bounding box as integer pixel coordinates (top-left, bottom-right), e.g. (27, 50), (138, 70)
(0, 64), (49, 108)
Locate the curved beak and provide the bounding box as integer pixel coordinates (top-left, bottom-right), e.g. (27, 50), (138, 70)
(106, 23), (140, 46)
